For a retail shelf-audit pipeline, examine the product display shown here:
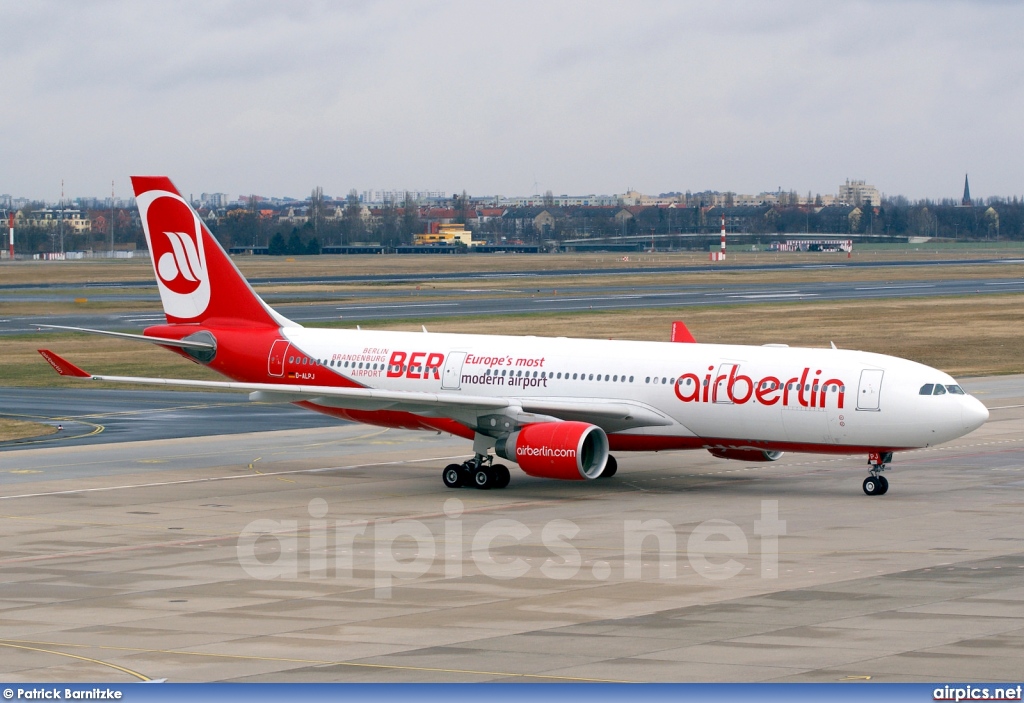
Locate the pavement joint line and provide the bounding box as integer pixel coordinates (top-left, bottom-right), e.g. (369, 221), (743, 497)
(0, 639), (628, 683)
(0, 426), (410, 469)
(0, 453), (473, 502)
(0, 642), (151, 682)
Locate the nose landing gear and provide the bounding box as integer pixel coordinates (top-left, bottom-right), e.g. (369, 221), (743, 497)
(863, 451), (892, 496)
(442, 454), (511, 490)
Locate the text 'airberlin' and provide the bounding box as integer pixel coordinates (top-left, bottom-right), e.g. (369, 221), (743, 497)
(675, 366), (847, 409)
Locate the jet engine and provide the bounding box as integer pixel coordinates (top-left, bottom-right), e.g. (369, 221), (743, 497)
(707, 447), (784, 462)
(495, 421), (609, 480)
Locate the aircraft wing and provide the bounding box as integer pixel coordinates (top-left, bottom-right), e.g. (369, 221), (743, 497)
(37, 350), (673, 433)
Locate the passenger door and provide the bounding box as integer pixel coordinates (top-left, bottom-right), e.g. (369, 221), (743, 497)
(441, 351), (467, 390)
(856, 369), (884, 411)
(268, 340), (290, 377)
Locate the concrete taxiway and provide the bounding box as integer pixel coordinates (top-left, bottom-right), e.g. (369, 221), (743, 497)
(0, 376), (1022, 682)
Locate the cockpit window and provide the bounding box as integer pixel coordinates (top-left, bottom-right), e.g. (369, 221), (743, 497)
(933, 384), (947, 395)
(946, 385), (965, 395)
(919, 384), (934, 395)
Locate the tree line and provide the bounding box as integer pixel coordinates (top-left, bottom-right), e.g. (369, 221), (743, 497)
(8, 193), (1024, 255)
(208, 189), (423, 254)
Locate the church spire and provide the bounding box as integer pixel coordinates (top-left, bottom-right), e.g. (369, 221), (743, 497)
(962, 173), (972, 207)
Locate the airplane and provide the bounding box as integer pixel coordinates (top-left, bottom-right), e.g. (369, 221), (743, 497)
(37, 176), (989, 495)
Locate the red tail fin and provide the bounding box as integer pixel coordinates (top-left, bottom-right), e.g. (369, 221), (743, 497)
(132, 176), (286, 328)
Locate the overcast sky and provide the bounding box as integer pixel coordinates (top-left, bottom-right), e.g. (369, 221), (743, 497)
(2, 0), (1022, 202)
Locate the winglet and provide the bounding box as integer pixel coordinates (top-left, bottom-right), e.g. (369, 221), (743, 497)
(670, 321), (696, 343)
(38, 350), (92, 378)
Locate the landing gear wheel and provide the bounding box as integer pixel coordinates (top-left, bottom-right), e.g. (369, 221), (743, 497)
(492, 464), (511, 489)
(473, 467), (495, 490)
(600, 455), (618, 478)
(863, 476), (882, 496)
(877, 475), (889, 495)
(442, 464), (464, 489)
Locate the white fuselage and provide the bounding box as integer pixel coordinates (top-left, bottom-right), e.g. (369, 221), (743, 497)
(276, 327), (989, 452)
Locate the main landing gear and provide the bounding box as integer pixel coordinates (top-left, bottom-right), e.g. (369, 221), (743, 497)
(443, 454), (511, 490)
(863, 451), (893, 496)
(601, 454), (617, 478)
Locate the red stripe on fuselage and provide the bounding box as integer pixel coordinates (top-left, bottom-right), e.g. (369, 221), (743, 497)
(608, 434), (910, 455)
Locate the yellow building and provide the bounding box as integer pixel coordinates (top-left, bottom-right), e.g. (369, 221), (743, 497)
(18, 209), (92, 233)
(414, 223), (475, 246)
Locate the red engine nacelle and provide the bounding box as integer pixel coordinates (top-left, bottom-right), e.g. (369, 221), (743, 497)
(707, 447), (784, 462)
(495, 421), (609, 480)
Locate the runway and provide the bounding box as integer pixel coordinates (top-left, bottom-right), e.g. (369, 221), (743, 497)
(0, 377), (1022, 682)
(3, 276), (1024, 335)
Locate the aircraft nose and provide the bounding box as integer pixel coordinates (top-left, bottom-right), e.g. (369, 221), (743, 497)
(962, 397), (989, 432)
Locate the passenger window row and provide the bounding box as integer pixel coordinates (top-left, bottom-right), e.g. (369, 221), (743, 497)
(653, 376), (845, 392)
(288, 354), (638, 382)
(483, 369), (635, 382)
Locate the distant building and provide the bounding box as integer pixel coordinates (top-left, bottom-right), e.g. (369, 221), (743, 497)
(278, 206), (309, 225)
(414, 223), (475, 247)
(496, 194), (619, 207)
(17, 208), (92, 233)
(361, 189), (446, 204)
(838, 179), (880, 207)
(200, 193), (231, 208)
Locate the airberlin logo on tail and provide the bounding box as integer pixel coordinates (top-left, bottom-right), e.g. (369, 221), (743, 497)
(156, 230), (204, 295)
(137, 190), (211, 319)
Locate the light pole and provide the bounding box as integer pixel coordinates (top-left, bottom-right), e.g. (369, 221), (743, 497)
(59, 179), (65, 255)
(110, 181), (115, 255)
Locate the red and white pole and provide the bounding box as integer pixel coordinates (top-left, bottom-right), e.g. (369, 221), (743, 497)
(8, 212), (13, 259)
(719, 213), (726, 260)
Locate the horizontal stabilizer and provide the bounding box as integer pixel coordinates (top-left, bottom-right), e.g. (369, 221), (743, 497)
(35, 324), (215, 350)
